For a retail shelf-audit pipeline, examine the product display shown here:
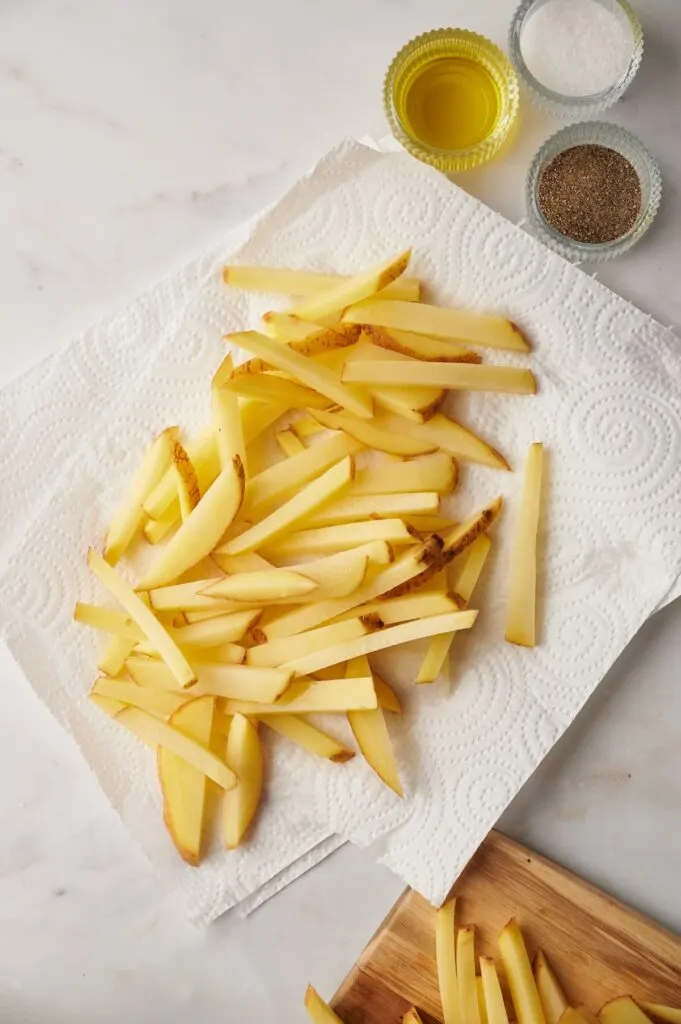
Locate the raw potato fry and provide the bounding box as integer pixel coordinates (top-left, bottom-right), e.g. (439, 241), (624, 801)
(282, 611), (477, 677)
(144, 509), (178, 544)
(126, 651), (250, 692)
(224, 713), (263, 848)
(190, 644), (246, 664)
(88, 549), (196, 688)
(261, 316), (361, 356)
(159, 695), (214, 865)
(220, 456), (355, 555)
(404, 1010), (426, 1024)
(104, 426), (178, 565)
(498, 918), (546, 1024)
(148, 580), (236, 613)
(457, 927), (481, 1024)
(264, 535), (447, 638)
(264, 520), (415, 560)
(286, 249), (411, 321)
(292, 413), (325, 438)
(535, 951), (569, 1024)
(350, 452), (457, 497)
(335, 591), (461, 627)
(171, 609), (261, 647)
(213, 551), (274, 574)
(342, 359), (537, 395)
(436, 898), (462, 1024)
(562, 1012), (601, 1024)
(247, 616), (376, 669)
(91, 678), (189, 717)
(505, 443), (544, 647)
(143, 426), (220, 520)
(261, 715), (355, 763)
(226, 371), (333, 409)
(302, 491), (440, 528)
(642, 1008), (681, 1024)
(223, 264), (420, 301)
(379, 411), (510, 471)
(74, 603), (144, 642)
(362, 325), (481, 363)
(221, 675), (377, 716)
(172, 439), (201, 520)
(373, 673), (402, 714)
(227, 330), (373, 419)
(202, 570), (317, 603)
(240, 399), (289, 447)
(600, 1001), (654, 1024)
(311, 408), (438, 457)
(212, 354), (246, 471)
(241, 432), (361, 518)
(138, 455), (246, 589)
(276, 428), (306, 457)
(346, 656), (402, 796)
(343, 299), (531, 352)
(304, 985), (346, 1024)
(416, 534), (491, 684)
(97, 635), (136, 676)
(344, 339), (447, 421)
(189, 664), (292, 702)
(113, 706), (237, 790)
(89, 692), (126, 717)
(480, 957), (510, 1024)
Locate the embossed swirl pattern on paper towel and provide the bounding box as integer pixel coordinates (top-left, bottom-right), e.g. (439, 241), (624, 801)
(2, 139), (681, 917)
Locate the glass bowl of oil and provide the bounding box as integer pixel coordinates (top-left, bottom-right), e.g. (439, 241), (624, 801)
(383, 28), (520, 174)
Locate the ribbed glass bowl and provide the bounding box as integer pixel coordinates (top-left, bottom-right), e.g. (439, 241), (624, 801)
(383, 28), (519, 173)
(509, 0), (644, 118)
(526, 122), (662, 262)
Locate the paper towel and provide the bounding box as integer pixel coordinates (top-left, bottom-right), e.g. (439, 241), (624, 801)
(3, 139), (681, 918)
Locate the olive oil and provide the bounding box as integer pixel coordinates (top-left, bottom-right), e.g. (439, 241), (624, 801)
(401, 56), (502, 151)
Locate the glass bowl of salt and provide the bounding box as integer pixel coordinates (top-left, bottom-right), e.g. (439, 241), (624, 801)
(508, 0), (643, 117)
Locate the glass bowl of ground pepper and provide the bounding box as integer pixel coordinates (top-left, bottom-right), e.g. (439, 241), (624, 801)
(526, 121), (662, 262)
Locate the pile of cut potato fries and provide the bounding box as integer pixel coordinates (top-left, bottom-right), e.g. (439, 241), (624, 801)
(76, 250), (545, 865)
(305, 902), (681, 1024)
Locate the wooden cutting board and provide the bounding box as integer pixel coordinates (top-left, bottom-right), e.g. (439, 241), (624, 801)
(332, 831), (681, 1024)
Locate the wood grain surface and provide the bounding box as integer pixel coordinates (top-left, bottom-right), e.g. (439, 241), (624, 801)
(332, 831), (681, 1024)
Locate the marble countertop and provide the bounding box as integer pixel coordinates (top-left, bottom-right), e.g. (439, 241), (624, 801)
(1, 0), (681, 1020)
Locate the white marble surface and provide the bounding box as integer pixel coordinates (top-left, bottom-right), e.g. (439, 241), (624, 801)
(1, 0), (681, 1020)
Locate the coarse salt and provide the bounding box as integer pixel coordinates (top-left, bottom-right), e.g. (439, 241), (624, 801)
(520, 0), (634, 97)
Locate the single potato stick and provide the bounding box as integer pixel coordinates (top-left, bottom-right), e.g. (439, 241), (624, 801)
(416, 534), (491, 684)
(373, 673), (402, 714)
(220, 456), (355, 555)
(224, 713), (263, 848)
(172, 439), (201, 520)
(223, 264), (420, 301)
(534, 951), (568, 1024)
(285, 249), (411, 321)
(350, 452), (457, 497)
(113, 706), (237, 790)
(457, 927), (481, 1024)
(126, 652), (254, 693)
(247, 616), (377, 669)
(332, 591), (461, 628)
(642, 1009), (681, 1024)
(346, 656), (402, 796)
(505, 443), (544, 647)
(276, 428), (306, 457)
(91, 678), (189, 717)
(377, 411), (510, 471)
(302, 491), (440, 528)
(137, 455), (246, 589)
(225, 371), (333, 410)
(221, 675), (377, 716)
(600, 1001), (654, 1024)
(74, 603), (145, 642)
(263, 520), (414, 560)
(158, 695), (215, 865)
(362, 324), (481, 364)
(264, 318), (362, 357)
(212, 353), (246, 471)
(343, 340), (446, 423)
(241, 432), (361, 519)
(88, 549), (196, 688)
(260, 714), (355, 763)
(292, 413), (325, 438)
(342, 360), (537, 395)
(404, 1011), (426, 1024)
(282, 611), (477, 677)
(168, 609), (261, 648)
(480, 957), (510, 1024)
(143, 426), (220, 520)
(144, 508), (178, 544)
(104, 426), (178, 565)
(436, 898), (462, 1024)
(203, 570), (317, 603)
(227, 330), (373, 419)
(304, 985), (346, 1024)
(343, 299), (531, 352)
(498, 918), (546, 1024)
(310, 408), (438, 457)
(213, 551), (274, 574)
(191, 663), (292, 702)
(90, 692), (126, 717)
(148, 580), (240, 613)
(97, 635), (136, 676)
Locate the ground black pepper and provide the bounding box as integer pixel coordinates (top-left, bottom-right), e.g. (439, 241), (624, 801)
(537, 144), (641, 244)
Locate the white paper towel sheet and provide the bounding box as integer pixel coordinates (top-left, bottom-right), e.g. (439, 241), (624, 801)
(2, 139), (681, 920)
